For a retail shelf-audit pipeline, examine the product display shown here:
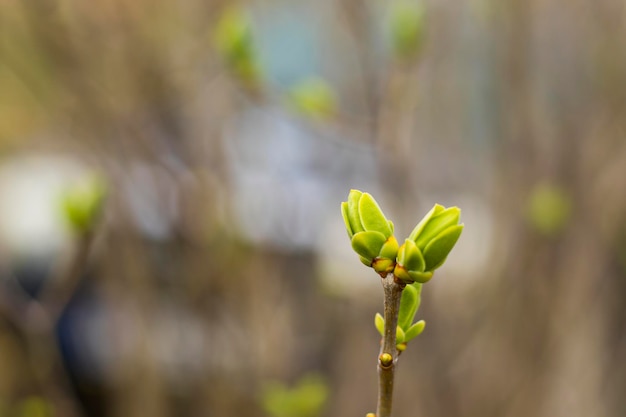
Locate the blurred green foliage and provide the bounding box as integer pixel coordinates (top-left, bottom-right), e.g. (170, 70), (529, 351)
(15, 396), (54, 417)
(213, 6), (262, 86)
(526, 182), (572, 236)
(286, 77), (337, 121)
(261, 374), (329, 417)
(387, 0), (426, 60)
(59, 175), (106, 234)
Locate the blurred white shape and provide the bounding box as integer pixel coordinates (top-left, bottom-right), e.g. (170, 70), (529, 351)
(0, 155), (84, 260)
(224, 106), (378, 252)
(316, 211), (382, 297)
(442, 193), (493, 279)
(122, 163), (179, 241)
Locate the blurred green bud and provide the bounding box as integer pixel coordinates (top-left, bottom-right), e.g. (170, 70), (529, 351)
(60, 175), (106, 234)
(213, 6), (262, 85)
(374, 283), (425, 350)
(15, 396), (53, 417)
(261, 373), (328, 417)
(394, 204), (463, 283)
(341, 190), (398, 276)
(388, 0), (426, 60)
(526, 182), (571, 236)
(287, 77), (337, 121)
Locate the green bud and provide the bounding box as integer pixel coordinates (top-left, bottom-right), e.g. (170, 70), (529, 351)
(371, 254), (396, 275)
(380, 353), (393, 367)
(395, 204), (463, 283)
(341, 190), (399, 275)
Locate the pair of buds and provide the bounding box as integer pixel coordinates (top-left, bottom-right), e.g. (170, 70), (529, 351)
(341, 190), (463, 284)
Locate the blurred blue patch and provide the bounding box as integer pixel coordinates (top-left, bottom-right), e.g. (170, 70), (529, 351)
(253, 5), (321, 88)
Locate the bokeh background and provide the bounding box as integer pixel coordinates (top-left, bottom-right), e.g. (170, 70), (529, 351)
(1, 0), (626, 416)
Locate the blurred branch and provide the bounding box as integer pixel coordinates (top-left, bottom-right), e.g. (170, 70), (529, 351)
(0, 225), (100, 417)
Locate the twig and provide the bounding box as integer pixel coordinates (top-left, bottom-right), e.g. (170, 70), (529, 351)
(376, 274), (405, 417)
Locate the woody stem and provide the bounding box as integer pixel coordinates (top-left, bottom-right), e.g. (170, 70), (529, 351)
(376, 274), (404, 417)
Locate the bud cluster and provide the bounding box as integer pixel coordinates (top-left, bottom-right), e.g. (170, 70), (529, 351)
(341, 189), (463, 284)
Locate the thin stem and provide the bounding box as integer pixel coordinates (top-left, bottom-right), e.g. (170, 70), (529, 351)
(376, 274), (405, 417)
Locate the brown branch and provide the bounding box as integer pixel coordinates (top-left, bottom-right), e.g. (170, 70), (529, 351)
(376, 274), (405, 417)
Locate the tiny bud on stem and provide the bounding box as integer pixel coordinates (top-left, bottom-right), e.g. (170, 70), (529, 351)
(379, 353), (393, 367)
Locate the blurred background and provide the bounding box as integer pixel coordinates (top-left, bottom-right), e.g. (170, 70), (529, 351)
(1, 0), (626, 416)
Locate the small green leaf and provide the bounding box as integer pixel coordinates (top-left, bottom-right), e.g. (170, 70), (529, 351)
(351, 231), (386, 260)
(422, 224), (464, 271)
(375, 313), (385, 337)
(404, 320), (426, 342)
(398, 283), (418, 330)
(359, 193), (392, 237)
(396, 325), (406, 344)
